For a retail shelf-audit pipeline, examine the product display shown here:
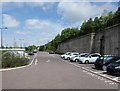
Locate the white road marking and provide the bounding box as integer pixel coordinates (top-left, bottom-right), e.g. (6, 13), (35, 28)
(84, 67), (91, 68)
(112, 77), (119, 81)
(82, 70), (87, 73)
(46, 60), (50, 63)
(105, 80), (112, 83)
(35, 59), (38, 65)
(109, 83), (116, 85)
(94, 71), (106, 74)
(101, 74), (107, 77)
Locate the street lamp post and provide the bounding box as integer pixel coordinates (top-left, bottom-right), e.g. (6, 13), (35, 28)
(19, 39), (24, 48)
(0, 27), (8, 48)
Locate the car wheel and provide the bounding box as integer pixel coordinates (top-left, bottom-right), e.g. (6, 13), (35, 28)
(67, 57), (70, 60)
(102, 65), (107, 71)
(85, 60), (89, 64)
(75, 59), (79, 62)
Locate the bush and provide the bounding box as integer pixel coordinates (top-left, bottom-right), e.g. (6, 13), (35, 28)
(2, 51), (29, 68)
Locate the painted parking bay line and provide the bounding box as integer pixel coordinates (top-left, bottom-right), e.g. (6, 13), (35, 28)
(53, 55), (120, 84)
(63, 60), (120, 84)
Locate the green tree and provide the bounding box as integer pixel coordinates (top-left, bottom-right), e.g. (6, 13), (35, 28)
(94, 17), (100, 32)
(80, 18), (94, 34)
(25, 45), (37, 52)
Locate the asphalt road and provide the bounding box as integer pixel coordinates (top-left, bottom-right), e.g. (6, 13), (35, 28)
(2, 52), (119, 89)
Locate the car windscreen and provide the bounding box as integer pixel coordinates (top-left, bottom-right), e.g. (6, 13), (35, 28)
(105, 56), (120, 62)
(91, 54), (100, 57)
(66, 53), (71, 55)
(73, 54), (79, 55)
(81, 55), (87, 57)
(81, 55), (86, 57)
(98, 56), (109, 60)
(114, 59), (120, 63)
(98, 56), (104, 60)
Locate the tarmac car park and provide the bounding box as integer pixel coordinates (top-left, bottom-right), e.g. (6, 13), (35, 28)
(61, 52), (120, 78)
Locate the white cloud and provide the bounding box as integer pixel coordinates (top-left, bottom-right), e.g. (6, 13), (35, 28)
(25, 18), (65, 45)
(15, 31), (29, 35)
(2, 0), (120, 2)
(0, 3), (2, 27)
(12, 2), (55, 11)
(25, 18), (64, 31)
(25, 2), (54, 11)
(3, 14), (20, 28)
(25, 19), (42, 29)
(57, 1), (118, 22)
(2, 0), (59, 2)
(3, 2), (55, 13)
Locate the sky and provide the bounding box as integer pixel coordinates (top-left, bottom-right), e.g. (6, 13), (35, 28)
(0, 0), (119, 47)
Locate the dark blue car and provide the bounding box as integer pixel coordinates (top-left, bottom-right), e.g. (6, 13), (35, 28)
(107, 59), (120, 76)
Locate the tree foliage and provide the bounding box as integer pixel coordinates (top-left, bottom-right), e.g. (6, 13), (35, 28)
(25, 45), (37, 52)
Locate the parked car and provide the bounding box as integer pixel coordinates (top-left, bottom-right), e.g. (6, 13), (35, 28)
(70, 53), (89, 62)
(61, 52), (72, 59)
(61, 52), (79, 60)
(94, 55), (112, 69)
(102, 56), (120, 71)
(79, 53), (101, 64)
(49, 51), (55, 54)
(65, 52), (80, 60)
(33, 50), (37, 53)
(107, 59), (120, 75)
(28, 52), (34, 55)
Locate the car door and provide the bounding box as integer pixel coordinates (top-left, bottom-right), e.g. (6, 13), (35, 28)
(90, 54), (100, 63)
(80, 54), (89, 63)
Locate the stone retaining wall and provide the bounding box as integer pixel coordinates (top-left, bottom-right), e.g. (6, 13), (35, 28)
(57, 24), (120, 56)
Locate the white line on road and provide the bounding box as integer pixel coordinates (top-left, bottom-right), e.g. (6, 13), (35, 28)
(29, 54), (37, 65)
(112, 77), (119, 81)
(46, 60), (50, 63)
(35, 59), (38, 65)
(101, 74), (107, 77)
(109, 82), (117, 85)
(105, 80), (112, 83)
(94, 71), (106, 74)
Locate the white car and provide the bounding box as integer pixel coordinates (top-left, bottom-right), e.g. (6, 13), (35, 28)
(70, 53), (89, 62)
(61, 52), (72, 59)
(61, 52), (79, 60)
(67, 52), (80, 60)
(79, 53), (101, 64)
